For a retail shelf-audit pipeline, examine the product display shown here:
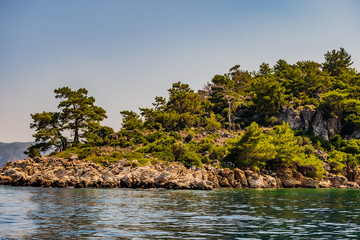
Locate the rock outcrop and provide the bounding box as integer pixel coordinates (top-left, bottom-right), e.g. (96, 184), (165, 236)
(0, 157), (359, 189)
(276, 106), (342, 141)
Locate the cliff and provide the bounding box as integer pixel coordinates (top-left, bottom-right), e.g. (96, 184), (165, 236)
(276, 105), (352, 141)
(1, 156), (359, 190)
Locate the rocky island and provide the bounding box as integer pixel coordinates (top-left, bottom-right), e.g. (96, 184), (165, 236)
(1, 48), (359, 190)
(1, 155), (359, 190)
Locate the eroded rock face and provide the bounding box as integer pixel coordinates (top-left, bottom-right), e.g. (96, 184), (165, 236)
(1, 157), (359, 189)
(233, 168), (248, 187)
(0, 158), (222, 190)
(276, 106), (341, 141)
(350, 130), (360, 140)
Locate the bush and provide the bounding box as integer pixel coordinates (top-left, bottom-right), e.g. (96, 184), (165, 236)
(77, 147), (100, 160)
(209, 145), (226, 160)
(151, 151), (175, 162)
(327, 150), (346, 173)
(171, 142), (189, 160)
(204, 113), (222, 131)
(198, 141), (213, 153)
(268, 116), (278, 126)
(298, 155), (325, 179)
(169, 131), (181, 140)
(153, 122), (162, 130)
(225, 122), (276, 171)
(201, 155), (211, 164)
(180, 152), (203, 168)
(341, 139), (360, 154)
(185, 131), (196, 143)
(146, 131), (167, 143)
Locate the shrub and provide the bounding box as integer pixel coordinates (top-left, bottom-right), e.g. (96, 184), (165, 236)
(204, 113), (222, 131)
(185, 131), (196, 143)
(180, 152), (203, 168)
(146, 131), (167, 143)
(327, 150), (346, 173)
(169, 131), (181, 140)
(298, 155), (325, 179)
(225, 122), (276, 171)
(209, 145), (226, 160)
(151, 151), (175, 162)
(201, 156), (211, 164)
(268, 116), (278, 125)
(171, 142), (189, 160)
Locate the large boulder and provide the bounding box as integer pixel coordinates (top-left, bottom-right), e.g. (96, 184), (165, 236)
(121, 165), (159, 188)
(246, 171), (266, 188)
(233, 168), (248, 187)
(276, 168), (296, 188)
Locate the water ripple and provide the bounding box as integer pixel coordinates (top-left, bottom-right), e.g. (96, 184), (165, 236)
(0, 187), (360, 239)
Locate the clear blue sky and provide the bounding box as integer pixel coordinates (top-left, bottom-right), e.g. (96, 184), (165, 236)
(1, 0), (359, 142)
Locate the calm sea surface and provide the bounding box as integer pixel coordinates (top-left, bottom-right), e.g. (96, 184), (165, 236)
(0, 186), (360, 239)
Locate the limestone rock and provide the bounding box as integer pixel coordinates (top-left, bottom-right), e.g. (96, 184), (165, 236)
(275, 106), (343, 141)
(319, 179), (332, 188)
(350, 130), (360, 140)
(276, 168), (296, 188)
(300, 177), (319, 188)
(234, 168), (248, 187)
(246, 171), (266, 188)
(0, 156), (358, 190)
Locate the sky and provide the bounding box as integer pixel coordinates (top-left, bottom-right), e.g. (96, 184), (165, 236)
(0, 0), (360, 142)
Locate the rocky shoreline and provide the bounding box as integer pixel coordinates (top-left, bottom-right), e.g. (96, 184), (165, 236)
(0, 157), (359, 190)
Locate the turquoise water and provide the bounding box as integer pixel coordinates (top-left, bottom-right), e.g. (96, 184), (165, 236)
(0, 186), (360, 239)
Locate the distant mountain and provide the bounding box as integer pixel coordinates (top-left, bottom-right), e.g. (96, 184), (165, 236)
(0, 142), (33, 168)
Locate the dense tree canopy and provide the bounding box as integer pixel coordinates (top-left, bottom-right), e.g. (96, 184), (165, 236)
(28, 87), (107, 156)
(55, 87), (107, 144)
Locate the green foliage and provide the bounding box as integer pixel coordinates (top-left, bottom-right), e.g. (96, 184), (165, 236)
(341, 139), (360, 154)
(298, 155), (326, 179)
(167, 81), (201, 114)
(29, 111), (68, 152)
(180, 152), (203, 168)
(171, 141), (189, 160)
(320, 89), (349, 117)
(323, 48), (353, 76)
(258, 62), (273, 77)
(271, 122), (303, 167)
(145, 131), (167, 143)
(120, 110), (143, 130)
(327, 150), (347, 173)
(84, 122), (114, 146)
(251, 76), (287, 117)
(204, 113), (222, 131)
(201, 156), (211, 164)
(24, 144), (42, 158)
(225, 122), (325, 177)
(209, 145), (226, 160)
(185, 131), (196, 143)
(54, 87), (107, 144)
(28, 87), (106, 155)
(225, 122), (276, 171)
(76, 147), (100, 160)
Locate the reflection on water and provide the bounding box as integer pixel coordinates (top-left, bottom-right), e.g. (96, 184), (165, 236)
(0, 186), (360, 239)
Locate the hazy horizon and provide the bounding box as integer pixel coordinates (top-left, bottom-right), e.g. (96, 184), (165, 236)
(1, 0), (360, 142)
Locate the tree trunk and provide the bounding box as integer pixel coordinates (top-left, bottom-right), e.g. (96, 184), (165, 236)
(74, 119), (79, 144)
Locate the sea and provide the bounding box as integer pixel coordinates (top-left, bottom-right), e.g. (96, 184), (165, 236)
(0, 186), (359, 239)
